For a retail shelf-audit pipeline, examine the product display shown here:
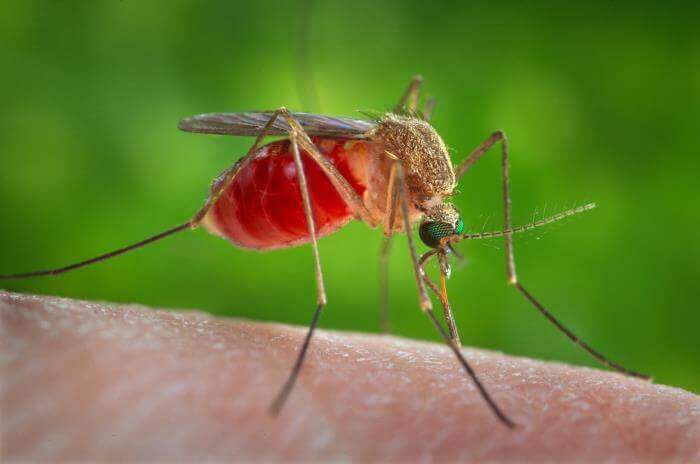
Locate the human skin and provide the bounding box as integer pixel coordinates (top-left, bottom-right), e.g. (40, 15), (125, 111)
(1, 290), (698, 462)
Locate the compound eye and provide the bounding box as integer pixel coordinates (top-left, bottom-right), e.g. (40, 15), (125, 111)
(419, 221), (455, 248)
(454, 218), (464, 235)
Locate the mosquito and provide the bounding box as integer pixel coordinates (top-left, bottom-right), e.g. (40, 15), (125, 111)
(0, 76), (649, 428)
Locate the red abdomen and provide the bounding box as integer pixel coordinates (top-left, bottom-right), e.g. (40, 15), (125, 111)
(203, 138), (369, 250)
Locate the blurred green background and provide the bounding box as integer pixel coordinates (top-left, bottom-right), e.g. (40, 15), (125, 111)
(1, 1), (698, 393)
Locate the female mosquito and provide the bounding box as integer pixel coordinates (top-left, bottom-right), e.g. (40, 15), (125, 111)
(0, 76), (649, 428)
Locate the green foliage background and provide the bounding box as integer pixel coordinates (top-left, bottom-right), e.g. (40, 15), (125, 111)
(1, 1), (698, 392)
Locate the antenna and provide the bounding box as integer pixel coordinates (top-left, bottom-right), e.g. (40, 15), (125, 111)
(460, 203), (597, 241)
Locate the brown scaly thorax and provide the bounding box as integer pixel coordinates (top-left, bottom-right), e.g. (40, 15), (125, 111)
(373, 113), (457, 218)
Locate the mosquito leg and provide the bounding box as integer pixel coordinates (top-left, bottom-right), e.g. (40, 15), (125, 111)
(393, 162), (432, 311)
(394, 173), (512, 426)
(383, 160), (400, 233)
(191, 109), (288, 226)
(377, 161), (401, 333)
(455, 131), (650, 380)
(0, 109), (296, 280)
(278, 109), (377, 227)
(378, 235), (393, 333)
(269, 108), (392, 412)
(393, 75), (423, 114)
(514, 282), (649, 379)
(195, 107), (375, 229)
(269, 133), (327, 415)
(425, 303), (514, 427)
(422, 96), (436, 122)
(454, 130), (505, 181)
(437, 253), (461, 347)
(417, 250), (513, 426)
(0, 223), (191, 279)
(418, 251), (461, 347)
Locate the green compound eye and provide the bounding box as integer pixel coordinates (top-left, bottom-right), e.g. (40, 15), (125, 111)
(455, 218), (464, 235)
(419, 218), (463, 248)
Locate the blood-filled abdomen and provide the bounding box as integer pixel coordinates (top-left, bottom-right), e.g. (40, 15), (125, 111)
(202, 138), (369, 250)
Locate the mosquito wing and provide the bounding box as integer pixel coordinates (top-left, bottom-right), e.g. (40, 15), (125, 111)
(178, 111), (376, 139)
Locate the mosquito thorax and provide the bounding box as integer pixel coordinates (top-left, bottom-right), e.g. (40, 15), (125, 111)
(374, 113), (456, 199)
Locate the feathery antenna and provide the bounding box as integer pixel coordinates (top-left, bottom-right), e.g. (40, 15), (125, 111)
(460, 203), (596, 241)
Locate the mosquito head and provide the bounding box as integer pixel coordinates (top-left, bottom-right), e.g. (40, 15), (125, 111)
(419, 203), (463, 248)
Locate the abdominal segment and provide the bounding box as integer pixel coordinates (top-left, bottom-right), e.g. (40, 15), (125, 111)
(203, 138), (369, 250)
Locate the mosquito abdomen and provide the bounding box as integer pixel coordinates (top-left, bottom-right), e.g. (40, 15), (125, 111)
(202, 138), (369, 250)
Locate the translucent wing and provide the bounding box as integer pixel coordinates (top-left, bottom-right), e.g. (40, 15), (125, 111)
(178, 111), (376, 139)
